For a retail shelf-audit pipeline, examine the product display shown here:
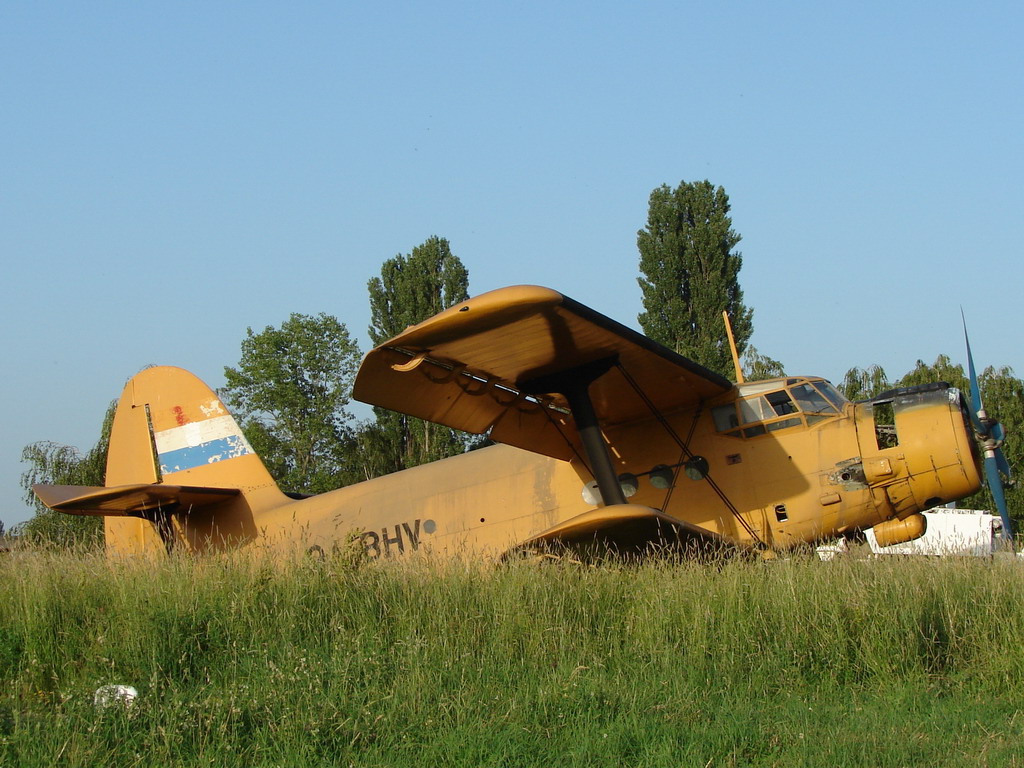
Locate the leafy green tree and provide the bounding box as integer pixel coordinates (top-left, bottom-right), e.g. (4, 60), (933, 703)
(222, 313), (362, 495)
(17, 400), (116, 546)
(637, 180), (753, 379)
(364, 236), (471, 474)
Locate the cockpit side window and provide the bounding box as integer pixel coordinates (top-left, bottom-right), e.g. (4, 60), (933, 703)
(765, 390), (797, 416)
(738, 396), (775, 423)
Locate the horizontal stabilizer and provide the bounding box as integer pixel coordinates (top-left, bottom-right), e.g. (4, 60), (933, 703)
(33, 483), (240, 517)
(519, 503), (731, 551)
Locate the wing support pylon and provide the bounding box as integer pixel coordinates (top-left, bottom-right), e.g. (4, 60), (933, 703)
(520, 355), (626, 506)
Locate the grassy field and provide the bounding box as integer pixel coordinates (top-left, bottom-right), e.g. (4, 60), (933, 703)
(1, 549), (1023, 767)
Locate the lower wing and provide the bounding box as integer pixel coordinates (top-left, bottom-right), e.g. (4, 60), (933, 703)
(516, 504), (736, 555)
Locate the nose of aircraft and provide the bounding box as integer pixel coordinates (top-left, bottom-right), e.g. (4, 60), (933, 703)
(854, 384), (982, 520)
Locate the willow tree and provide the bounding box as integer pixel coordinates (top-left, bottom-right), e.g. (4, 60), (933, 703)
(637, 180), (753, 379)
(18, 399), (116, 546)
(838, 365), (892, 401)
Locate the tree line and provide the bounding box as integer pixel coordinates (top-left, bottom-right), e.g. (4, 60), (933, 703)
(16, 182), (1021, 542)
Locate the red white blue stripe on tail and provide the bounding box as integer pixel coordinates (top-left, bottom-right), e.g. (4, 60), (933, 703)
(154, 414), (254, 475)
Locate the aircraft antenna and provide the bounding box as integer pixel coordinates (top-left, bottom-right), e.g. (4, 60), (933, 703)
(723, 310), (744, 383)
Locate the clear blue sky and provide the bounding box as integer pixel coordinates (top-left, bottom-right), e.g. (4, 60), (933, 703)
(3, 2), (1022, 526)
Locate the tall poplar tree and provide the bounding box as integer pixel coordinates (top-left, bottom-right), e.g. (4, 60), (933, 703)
(368, 236), (470, 344)
(364, 236), (471, 475)
(637, 180), (753, 379)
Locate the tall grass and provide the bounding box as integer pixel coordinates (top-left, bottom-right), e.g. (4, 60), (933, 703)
(1, 550), (1023, 766)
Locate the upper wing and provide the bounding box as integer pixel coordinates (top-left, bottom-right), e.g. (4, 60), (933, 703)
(353, 285), (733, 460)
(33, 483), (240, 516)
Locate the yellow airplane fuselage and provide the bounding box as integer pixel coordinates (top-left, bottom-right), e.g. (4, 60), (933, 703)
(98, 367), (981, 559)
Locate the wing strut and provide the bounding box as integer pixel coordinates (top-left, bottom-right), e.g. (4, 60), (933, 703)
(521, 356), (626, 507)
(615, 362), (766, 548)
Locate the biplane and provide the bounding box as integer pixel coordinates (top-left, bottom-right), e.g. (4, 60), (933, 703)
(32, 285), (1012, 558)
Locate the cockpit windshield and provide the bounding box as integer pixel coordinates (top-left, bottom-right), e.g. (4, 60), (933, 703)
(712, 378), (848, 438)
(790, 383), (833, 414)
(812, 380), (847, 410)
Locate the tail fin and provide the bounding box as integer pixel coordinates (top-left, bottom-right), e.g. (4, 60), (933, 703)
(101, 366), (286, 554)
